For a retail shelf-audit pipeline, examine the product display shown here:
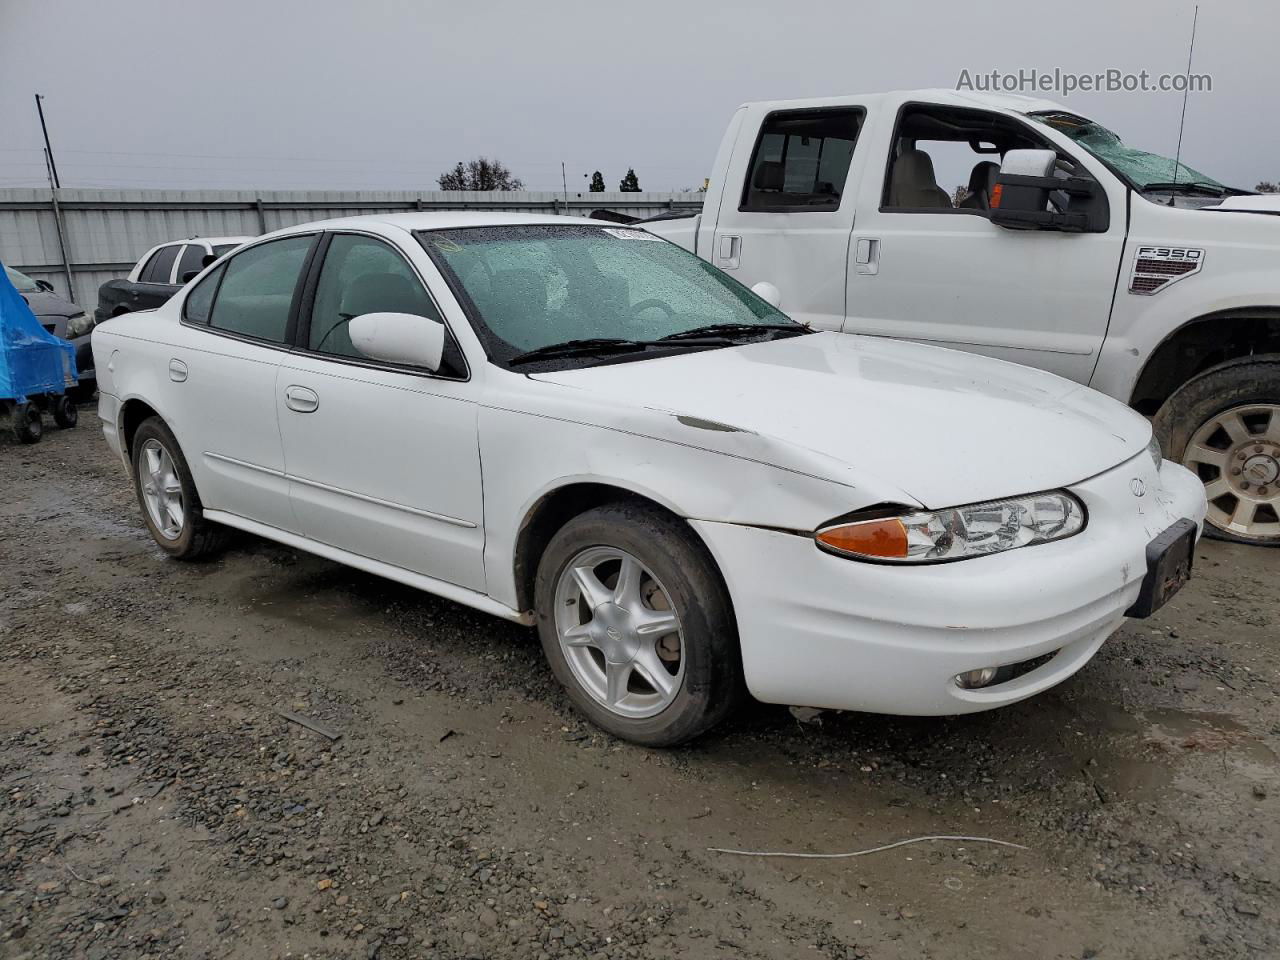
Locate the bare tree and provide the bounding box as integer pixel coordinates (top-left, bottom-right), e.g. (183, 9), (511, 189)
(1257, 181), (1279, 193)
(438, 157), (524, 191)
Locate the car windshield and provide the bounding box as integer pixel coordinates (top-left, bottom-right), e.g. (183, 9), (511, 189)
(417, 224), (797, 366)
(4, 266), (40, 293)
(1029, 111), (1224, 192)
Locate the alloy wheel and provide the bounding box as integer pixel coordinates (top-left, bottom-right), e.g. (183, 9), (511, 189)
(553, 546), (685, 719)
(139, 439), (185, 540)
(1182, 403), (1280, 542)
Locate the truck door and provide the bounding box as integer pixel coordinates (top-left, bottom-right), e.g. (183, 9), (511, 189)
(710, 106), (865, 330)
(844, 102), (1126, 382)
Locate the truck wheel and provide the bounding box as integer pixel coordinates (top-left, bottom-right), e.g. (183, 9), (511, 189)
(130, 417), (229, 560)
(12, 403), (43, 444)
(53, 396), (78, 429)
(533, 501), (744, 747)
(1154, 354), (1280, 546)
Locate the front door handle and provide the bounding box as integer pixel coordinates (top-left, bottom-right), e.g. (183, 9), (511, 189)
(168, 359), (188, 382)
(284, 385), (319, 413)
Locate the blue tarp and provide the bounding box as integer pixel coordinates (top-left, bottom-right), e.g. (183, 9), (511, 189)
(0, 261), (77, 401)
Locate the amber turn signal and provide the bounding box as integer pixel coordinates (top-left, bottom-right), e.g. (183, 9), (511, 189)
(815, 518), (908, 560)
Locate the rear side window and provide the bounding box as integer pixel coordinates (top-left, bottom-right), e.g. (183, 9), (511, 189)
(140, 245), (180, 283)
(182, 263), (225, 324)
(741, 109), (863, 212)
(176, 244), (206, 283)
(207, 235), (313, 343)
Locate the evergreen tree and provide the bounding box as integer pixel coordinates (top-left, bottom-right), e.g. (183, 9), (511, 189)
(618, 168), (641, 192)
(589, 171), (606, 192)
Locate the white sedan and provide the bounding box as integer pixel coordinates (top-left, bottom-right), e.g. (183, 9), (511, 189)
(92, 213), (1206, 745)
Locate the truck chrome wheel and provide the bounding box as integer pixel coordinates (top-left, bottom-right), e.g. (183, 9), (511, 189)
(1183, 403), (1280, 542)
(139, 438), (186, 540)
(553, 546), (684, 719)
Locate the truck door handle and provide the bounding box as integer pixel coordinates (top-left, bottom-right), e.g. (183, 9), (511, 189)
(283, 385), (319, 413)
(854, 238), (880, 276)
(168, 359), (188, 382)
(717, 235), (742, 270)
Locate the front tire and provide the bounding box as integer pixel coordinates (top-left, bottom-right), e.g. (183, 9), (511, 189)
(130, 417), (228, 560)
(1154, 354), (1280, 545)
(534, 501), (743, 747)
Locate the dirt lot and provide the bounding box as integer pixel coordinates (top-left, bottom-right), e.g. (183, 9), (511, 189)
(1, 423), (1277, 960)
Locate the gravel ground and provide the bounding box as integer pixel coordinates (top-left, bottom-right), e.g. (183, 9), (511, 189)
(1, 422), (1277, 960)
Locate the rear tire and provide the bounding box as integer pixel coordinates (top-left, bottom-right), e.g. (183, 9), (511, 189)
(533, 501), (744, 746)
(12, 403), (42, 444)
(53, 396), (78, 429)
(1154, 354), (1280, 546)
(130, 417), (229, 560)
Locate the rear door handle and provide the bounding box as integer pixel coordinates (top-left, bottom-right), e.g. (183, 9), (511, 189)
(284, 385), (319, 413)
(717, 234), (742, 270)
(168, 359), (187, 382)
(854, 238), (880, 276)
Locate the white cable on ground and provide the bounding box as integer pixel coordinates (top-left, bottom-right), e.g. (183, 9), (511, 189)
(707, 835), (1028, 859)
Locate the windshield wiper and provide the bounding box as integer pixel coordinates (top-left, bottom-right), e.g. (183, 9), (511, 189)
(508, 338), (655, 365)
(1141, 181), (1227, 196)
(658, 322), (807, 343)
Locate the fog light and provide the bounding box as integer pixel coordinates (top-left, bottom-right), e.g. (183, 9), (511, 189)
(955, 667), (999, 690)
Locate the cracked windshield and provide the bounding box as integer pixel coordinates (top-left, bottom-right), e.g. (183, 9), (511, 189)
(418, 224), (797, 364)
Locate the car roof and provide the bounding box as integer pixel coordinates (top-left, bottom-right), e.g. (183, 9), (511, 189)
(741, 87), (1071, 118)
(264, 211), (605, 238)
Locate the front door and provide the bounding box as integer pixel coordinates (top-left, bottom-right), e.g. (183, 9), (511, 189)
(276, 232), (486, 591)
(709, 105), (866, 331)
(843, 103), (1126, 383)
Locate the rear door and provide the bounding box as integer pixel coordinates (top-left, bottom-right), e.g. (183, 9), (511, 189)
(169, 233), (318, 532)
(276, 230), (486, 591)
(130, 244), (184, 311)
(708, 105), (865, 330)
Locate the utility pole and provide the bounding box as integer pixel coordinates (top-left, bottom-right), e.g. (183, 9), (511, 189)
(561, 162), (569, 208)
(34, 94), (60, 189)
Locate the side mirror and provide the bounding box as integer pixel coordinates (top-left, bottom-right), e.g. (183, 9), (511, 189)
(181, 271), (200, 284)
(750, 281), (782, 309)
(36, 279), (55, 292)
(990, 148), (1108, 233)
(349, 312), (445, 372)
(201, 254), (218, 268)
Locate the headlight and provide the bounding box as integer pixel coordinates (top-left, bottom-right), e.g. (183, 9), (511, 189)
(1147, 435), (1163, 472)
(66, 312), (94, 338)
(816, 491), (1086, 563)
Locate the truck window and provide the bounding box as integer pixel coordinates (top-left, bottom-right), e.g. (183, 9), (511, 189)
(740, 108), (863, 213)
(882, 104), (1062, 214)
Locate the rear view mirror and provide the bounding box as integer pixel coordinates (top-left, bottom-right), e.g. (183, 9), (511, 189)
(750, 281), (782, 309)
(990, 148), (1108, 233)
(349, 312), (445, 372)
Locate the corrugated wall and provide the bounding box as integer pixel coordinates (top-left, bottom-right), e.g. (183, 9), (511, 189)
(0, 188), (705, 306)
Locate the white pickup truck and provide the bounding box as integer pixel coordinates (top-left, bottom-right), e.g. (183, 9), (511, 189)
(640, 89), (1280, 546)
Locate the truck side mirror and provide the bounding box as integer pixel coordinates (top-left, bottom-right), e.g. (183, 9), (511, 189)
(990, 148), (1109, 233)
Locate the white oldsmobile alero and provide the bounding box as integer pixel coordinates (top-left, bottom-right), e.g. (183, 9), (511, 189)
(91, 213), (1207, 745)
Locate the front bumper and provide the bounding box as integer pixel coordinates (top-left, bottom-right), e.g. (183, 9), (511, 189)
(691, 452), (1207, 715)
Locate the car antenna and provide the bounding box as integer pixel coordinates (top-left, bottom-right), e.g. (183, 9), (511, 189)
(1168, 4), (1199, 206)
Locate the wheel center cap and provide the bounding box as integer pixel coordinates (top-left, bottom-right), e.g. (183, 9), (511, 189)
(593, 603), (640, 664)
(1242, 454), (1279, 486)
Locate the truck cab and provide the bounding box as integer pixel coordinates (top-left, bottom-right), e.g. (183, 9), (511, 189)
(643, 89), (1280, 546)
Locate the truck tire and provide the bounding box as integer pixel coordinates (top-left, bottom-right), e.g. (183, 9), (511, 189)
(533, 501), (744, 747)
(130, 417), (229, 560)
(1153, 354), (1280, 546)
(11, 403), (43, 444)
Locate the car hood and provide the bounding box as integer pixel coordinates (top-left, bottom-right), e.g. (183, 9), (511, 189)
(23, 289), (79, 319)
(529, 332), (1151, 508)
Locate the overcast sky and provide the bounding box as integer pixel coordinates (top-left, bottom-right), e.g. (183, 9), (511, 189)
(0, 0), (1271, 194)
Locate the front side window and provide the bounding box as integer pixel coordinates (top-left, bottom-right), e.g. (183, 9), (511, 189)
(207, 235), (313, 343)
(307, 234), (442, 359)
(419, 224), (796, 366)
(141, 245), (180, 284)
(740, 109), (863, 212)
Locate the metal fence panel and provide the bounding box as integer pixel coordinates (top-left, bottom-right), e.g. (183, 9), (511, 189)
(0, 188), (705, 305)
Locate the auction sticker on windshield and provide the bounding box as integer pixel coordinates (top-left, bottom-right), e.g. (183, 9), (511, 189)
(601, 228), (664, 241)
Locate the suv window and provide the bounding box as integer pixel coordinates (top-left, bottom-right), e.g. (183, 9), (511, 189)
(141, 245), (180, 284)
(741, 109), (863, 212)
(176, 244), (206, 283)
(307, 234), (442, 360)
(207, 235), (313, 343)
